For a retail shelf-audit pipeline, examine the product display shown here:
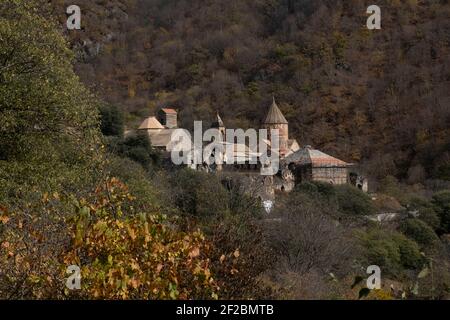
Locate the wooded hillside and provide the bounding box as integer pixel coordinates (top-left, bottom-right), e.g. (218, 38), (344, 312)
(1, 0), (450, 300)
(50, 0), (450, 183)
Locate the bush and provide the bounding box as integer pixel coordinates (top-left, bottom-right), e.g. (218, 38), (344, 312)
(295, 182), (319, 194)
(395, 236), (423, 270)
(107, 156), (160, 212)
(399, 219), (439, 248)
(358, 229), (402, 275)
(432, 191), (450, 234)
(117, 132), (160, 170)
(207, 211), (273, 299)
(335, 185), (376, 216)
(222, 174), (262, 218)
(418, 207), (441, 231)
(296, 181), (336, 199)
(168, 169), (229, 218)
(408, 197), (441, 230)
(99, 104), (124, 137)
(358, 228), (424, 276)
(158, 170), (270, 299)
(0, 178), (218, 299)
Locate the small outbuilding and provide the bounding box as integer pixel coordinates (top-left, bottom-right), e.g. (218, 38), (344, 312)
(282, 145), (351, 185)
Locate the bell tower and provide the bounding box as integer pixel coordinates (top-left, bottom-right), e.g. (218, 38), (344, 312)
(263, 97), (289, 157)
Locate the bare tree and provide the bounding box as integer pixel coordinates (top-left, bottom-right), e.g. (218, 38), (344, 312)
(266, 196), (356, 276)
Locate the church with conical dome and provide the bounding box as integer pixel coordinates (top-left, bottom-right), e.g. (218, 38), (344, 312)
(136, 97), (367, 197)
(262, 97), (300, 158)
(211, 97), (300, 160)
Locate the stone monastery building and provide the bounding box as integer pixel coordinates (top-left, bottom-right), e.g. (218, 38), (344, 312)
(137, 98), (368, 194)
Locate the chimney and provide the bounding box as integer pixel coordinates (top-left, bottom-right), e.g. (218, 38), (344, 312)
(158, 108), (178, 129)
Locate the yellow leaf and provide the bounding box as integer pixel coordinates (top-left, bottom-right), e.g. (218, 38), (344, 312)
(130, 260), (140, 271)
(0, 215), (9, 225)
(189, 247), (200, 258)
(233, 249), (240, 258)
(127, 226), (136, 240)
(130, 279), (140, 289)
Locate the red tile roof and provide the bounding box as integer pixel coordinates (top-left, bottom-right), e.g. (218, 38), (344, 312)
(161, 108), (177, 114)
(284, 146), (349, 167)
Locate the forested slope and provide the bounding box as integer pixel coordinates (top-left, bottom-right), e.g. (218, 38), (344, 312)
(2, 0), (450, 300)
(50, 0), (450, 182)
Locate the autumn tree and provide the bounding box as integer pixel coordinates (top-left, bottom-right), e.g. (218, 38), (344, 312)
(0, 0), (220, 300)
(0, 0), (102, 203)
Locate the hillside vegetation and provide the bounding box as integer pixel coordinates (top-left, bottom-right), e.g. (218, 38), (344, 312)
(1, 0), (449, 300)
(51, 0), (450, 183)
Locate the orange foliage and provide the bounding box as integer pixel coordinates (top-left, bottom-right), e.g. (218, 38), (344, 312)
(0, 178), (218, 299)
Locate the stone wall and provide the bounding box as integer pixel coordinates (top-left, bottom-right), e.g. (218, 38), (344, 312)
(311, 167), (348, 185)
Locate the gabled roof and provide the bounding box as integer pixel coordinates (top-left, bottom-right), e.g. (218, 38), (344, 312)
(160, 108), (177, 114)
(284, 146), (349, 167)
(138, 116), (164, 130)
(264, 97), (288, 124)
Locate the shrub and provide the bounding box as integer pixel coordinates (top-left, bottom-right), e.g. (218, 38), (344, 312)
(408, 197), (441, 230)
(117, 132), (160, 170)
(168, 169), (229, 218)
(0, 178), (218, 299)
(295, 182), (319, 195)
(160, 171), (270, 299)
(207, 212), (273, 299)
(434, 164), (450, 181)
(335, 185), (376, 216)
(395, 235), (423, 270)
(432, 191), (450, 234)
(358, 229), (402, 275)
(358, 228), (424, 276)
(66, 212), (217, 299)
(314, 181), (337, 198)
(107, 156), (161, 212)
(295, 181), (336, 199)
(418, 207), (441, 231)
(399, 219), (439, 248)
(99, 104), (124, 137)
